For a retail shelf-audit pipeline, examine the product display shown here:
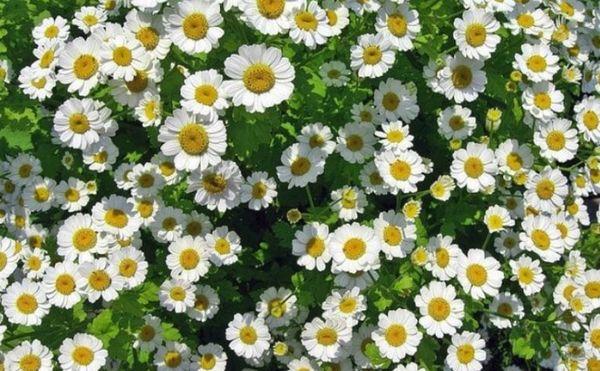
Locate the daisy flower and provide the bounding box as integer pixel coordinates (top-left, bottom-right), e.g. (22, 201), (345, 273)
(329, 222), (380, 273)
(322, 0), (349, 36)
(182, 211), (213, 238)
(32, 16), (70, 45)
(450, 142), (498, 193)
(129, 163), (165, 197)
(256, 287), (297, 329)
(158, 109), (227, 172)
(346, 0), (380, 15)
(1, 279), (50, 326)
(578, 269), (600, 308)
(79, 258), (124, 303)
(91, 195), (142, 238)
(585, 314), (600, 357)
(453, 9), (501, 60)
(222, 43), (295, 113)
(21, 248), (50, 280)
(4, 339), (53, 371)
(192, 343), (228, 371)
(152, 153), (182, 185)
(495, 139), (533, 177)
(522, 82), (565, 122)
(430, 175), (456, 201)
(510, 255), (545, 296)
(524, 167), (568, 213)
(22, 176), (56, 212)
(424, 234), (461, 281)
(514, 43), (559, 82)
(374, 78), (419, 123)
(166, 235), (211, 282)
(58, 333), (107, 371)
(438, 54), (487, 103)
(187, 160), (243, 212)
(240, 171), (278, 210)
(43, 261), (82, 309)
(150, 206), (185, 243)
(18, 66), (55, 101)
(336, 122), (377, 164)
(372, 308), (422, 362)
(292, 222), (331, 271)
(331, 186), (367, 221)
(124, 9), (172, 61)
(154, 341), (191, 371)
(159, 279), (195, 313)
(180, 69), (229, 120)
(53, 97), (108, 150)
(276, 143), (326, 188)
(350, 33), (395, 78)
(375, 149), (426, 194)
(110, 247), (148, 289)
(82, 137), (119, 173)
(288, 356), (319, 371)
(57, 36), (103, 96)
(55, 178), (90, 213)
(437, 105), (477, 140)
(240, 0), (298, 35)
(187, 285), (220, 322)
(351, 102), (382, 125)
(73, 6), (106, 34)
(360, 161), (389, 195)
(134, 315), (164, 352)
(100, 34), (150, 81)
(489, 292), (524, 328)
(373, 210), (416, 259)
(552, 212), (581, 251)
(445, 331), (487, 371)
(375, 2), (421, 51)
(164, 0), (224, 55)
(288, 1), (334, 49)
(456, 249), (504, 300)
(301, 316), (351, 362)
(534, 118), (579, 163)
(319, 60), (351, 87)
(0, 238), (18, 280)
(226, 312), (271, 359)
(574, 96), (600, 144)
(322, 287), (366, 327)
(414, 281), (465, 338)
(108, 61), (162, 108)
(297, 122), (336, 155)
(483, 205), (514, 233)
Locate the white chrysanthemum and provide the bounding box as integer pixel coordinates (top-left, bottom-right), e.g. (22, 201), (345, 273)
(226, 312), (272, 359)
(457, 249), (504, 300)
(585, 314), (600, 357)
(319, 60), (351, 87)
(534, 118), (579, 163)
(181, 69), (229, 120)
(445, 331), (487, 371)
(79, 258), (124, 303)
(154, 341), (191, 371)
(524, 167), (568, 213)
(346, 0), (380, 14)
(82, 137), (120, 173)
(297, 122), (336, 156)
(505, 6), (553, 38)
(454, 9), (500, 60)
(164, 0), (224, 55)
(322, 0), (349, 36)
(32, 16), (70, 45)
(489, 292), (524, 328)
(42, 261), (82, 309)
(4, 339), (53, 371)
(331, 186), (366, 221)
(134, 315), (164, 352)
(574, 96), (600, 144)
(187, 160), (243, 212)
(33, 39), (63, 70)
(292, 222), (331, 271)
(204, 226), (240, 266)
(374, 78), (419, 123)
(166, 235), (211, 282)
(437, 105), (477, 140)
(372, 308), (422, 362)
(129, 163), (165, 197)
(415, 281), (464, 338)
(514, 43), (559, 82)
(484, 205), (514, 233)
(8, 153), (42, 187)
(0, 238), (18, 279)
(55, 177), (90, 212)
(187, 285), (220, 322)
(58, 333), (107, 371)
(522, 82), (565, 122)
(100, 34), (150, 82)
(240, 0), (299, 35)
(192, 343), (228, 371)
(22, 176), (56, 212)
(329, 222), (380, 273)
(57, 36), (103, 96)
(1, 279), (49, 326)
(57, 213), (106, 263)
(21, 247), (50, 280)
(159, 278), (195, 313)
(553, 212), (581, 251)
(510, 255), (545, 296)
(578, 269), (600, 309)
(124, 9), (172, 61)
(222, 44), (295, 113)
(375, 149), (426, 194)
(450, 142), (498, 193)
(322, 287), (366, 327)
(424, 234), (460, 281)
(438, 54), (487, 103)
(108, 60), (162, 108)
(375, 2), (420, 51)
(110, 247), (148, 289)
(288, 1), (334, 49)
(351, 102), (382, 125)
(495, 139), (533, 177)
(301, 316), (351, 362)
(350, 33), (395, 78)
(152, 153), (182, 185)
(91, 195), (142, 238)
(73, 6), (106, 34)
(277, 143), (326, 188)
(18, 65), (55, 101)
(240, 171), (278, 210)
(336, 122), (377, 164)
(256, 287), (297, 328)
(158, 109), (227, 172)
(53, 98), (108, 150)
(360, 161), (390, 195)
(373, 210), (416, 260)
(150, 206), (185, 243)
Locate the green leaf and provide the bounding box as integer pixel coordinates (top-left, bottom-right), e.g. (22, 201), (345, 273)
(364, 343), (392, 368)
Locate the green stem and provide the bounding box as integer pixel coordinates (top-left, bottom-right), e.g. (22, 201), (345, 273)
(305, 186), (315, 209)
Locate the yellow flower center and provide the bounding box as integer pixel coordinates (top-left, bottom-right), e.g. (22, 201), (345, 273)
(506, 153), (523, 171)
(125, 70), (148, 93)
(138, 325), (156, 342)
(362, 45), (382, 65)
(583, 111), (599, 130)
(178, 123), (209, 155)
(339, 297), (357, 313)
(436, 248), (450, 268)
(559, 1), (575, 16)
(119, 258), (137, 277)
(456, 344), (475, 364)
(93, 151), (108, 164)
(268, 298), (286, 317)
(72, 346), (94, 366)
(16, 294), (38, 314)
(138, 173), (155, 188)
(186, 221), (203, 237)
(465, 23), (487, 47)
(466, 264), (487, 286)
(463, 157), (484, 178)
(387, 13), (408, 37)
(162, 217), (177, 231)
(590, 329), (600, 349)
(164, 351), (182, 368)
(89, 270), (111, 291)
(295, 11), (317, 31)
(389, 160), (411, 181)
(68, 113), (91, 134)
(72, 228), (97, 251)
(214, 238), (231, 255)
(428, 297), (451, 321)
(383, 225), (403, 246)
(44, 25), (59, 38)
(104, 208), (129, 228)
(487, 215), (504, 230)
(179, 248), (200, 269)
(585, 282), (600, 299)
(55, 274), (76, 295)
(200, 353), (217, 369)
(535, 179), (554, 200)
(385, 324), (407, 346)
(170, 286), (186, 301)
(31, 77), (47, 89)
(0, 252), (6, 271)
(369, 171), (384, 185)
(83, 15), (98, 27)
(326, 10), (338, 26)
(243, 63), (276, 94)
(345, 134), (364, 151)
(73, 54), (99, 80)
(257, 0), (285, 19)
(527, 55), (547, 73)
(533, 92), (551, 110)
(497, 302), (513, 316)
(452, 65), (473, 89)
(33, 186), (50, 202)
(343, 238), (366, 260)
(112, 46), (132, 66)
(19, 354), (41, 371)
(316, 327), (338, 346)
(137, 199), (154, 218)
(516, 13), (534, 28)
(202, 173), (227, 194)
(290, 157), (311, 176)
(382, 92), (400, 111)
(194, 294), (209, 311)
(546, 131), (566, 151)
(449, 115), (465, 131)
(65, 188), (80, 202)
(341, 189), (357, 209)
(518, 267), (534, 284)
(251, 181), (268, 199)
(182, 13), (208, 40)
(387, 130), (404, 143)
(239, 326), (258, 344)
(136, 27), (159, 50)
(195, 84), (218, 106)
(306, 237), (325, 257)
(531, 229), (550, 250)
(159, 161), (175, 177)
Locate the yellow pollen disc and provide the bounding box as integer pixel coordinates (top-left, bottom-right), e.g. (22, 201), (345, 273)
(31, 77), (47, 89)
(88, 270), (111, 291)
(200, 353), (216, 369)
(138, 173), (155, 188)
(339, 297), (357, 313)
(83, 15), (98, 26)
(383, 225), (403, 246)
(449, 116), (465, 131)
(65, 188), (80, 202)
(527, 55), (547, 73)
(195, 84), (218, 106)
(506, 153), (523, 171)
(295, 11), (318, 31)
(164, 351), (182, 368)
(239, 326), (258, 344)
(214, 238), (231, 255)
(72, 228), (97, 251)
(326, 10), (338, 26)
(119, 258), (138, 277)
(518, 267), (534, 284)
(436, 248), (450, 268)
(466, 264), (487, 286)
(385, 324), (407, 346)
(138, 325), (156, 342)
(362, 45), (382, 65)
(306, 237), (325, 257)
(33, 186), (50, 202)
(546, 131), (566, 151)
(136, 27), (159, 50)
(382, 92), (400, 111)
(104, 208), (129, 228)
(531, 229), (550, 250)
(19, 354), (41, 371)
(55, 274), (76, 295)
(44, 25), (59, 38)
(16, 293), (38, 314)
(465, 23), (487, 47)
(243, 64), (276, 94)
(290, 157), (311, 176)
(137, 199), (154, 218)
(452, 65), (473, 89)
(345, 134), (364, 151)
(178, 123), (209, 155)
(583, 111), (599, 130)
(68, 113), (90, 134)
(497, 302), (513, 316)
(257, 0), (286, 19)
(517, 13), (534, 28)
(73, 54), (98, 80)
(159, 161), (175, 177)
(463, 157), (484, 178)
(185, 221), (203, 237)
(387, 13), (408, 37)
(194, 294), (209, 310)
(182, 13), (208, 40)
(487, 215), (504, 230)
(268, 298), (286, 317)
(72, 346), (94, 366)
(112, 46), (132, 66)
(533, 92), (551, 110)
(428, 297), (451, 321)
(251, 182), (267, 199)
(585, 282), (600, 299)
(202, 173), (227, 194)
(179, 248), (200, 269)
(535, 179), (555, 200)
(456, 344), (475, 364)
(125, 70), (148, 92)
(316, 327), (338, 346)
(389, 160), (411, 181)
(343, 238), (366, 260)
(387, 130), (404, 143)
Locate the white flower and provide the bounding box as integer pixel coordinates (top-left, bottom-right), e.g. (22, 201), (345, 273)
(450, 142), (498, 193)
(453, 9), (500, 61)
(375, 149), (426, 194)
(92, 195), (142, 238)
(110, 247), (148, 289)
(58, 333), (108, 371)
(1, 279), (49, 326)
(322, 0), (349, 35)
(100, 35), (150, 82)
(164, 0), (224, 55)
(574, 96), (600, 144)
(158, 109), (227, 172)
(414, 281), (464, 338)
(192, 343), (228, 371)
(483, 205), (514, 233)
(331, 186), (367, 221)
(489, 292), (524, 328)
(226, 312), (271, 359)
(205, 226), (241, 266)
(424, 234), (461, 281)
(438, 54), (487, 103)
(43, 261), (82, 309)
(21, 176), (56, 212)
(322, 287), (366, 326)
(5, 339), (53, 371)
(456, 249), (504, 300)
(288, 1), (334, 49)
(510, 255), (545, 295)
(277, 143), (326, 188)
(256, 287), (298, 328)
(375, 2), (420, 51)
(57, 36), (103, 96)
(73, 6), (106, 34)
(429, 175), (456, 201)
(181, 69), (230, 121)
(584, 314), (600, 357)
(240, 171), (278, 210)
(374, 78), (419, 123)
(32, 16), (70, 45)
(187, 285), (220, 322)
(445, 331), (487, 371)
(159, 279), (195, 313)
(240, 0), (299, 35)
(135, 92), (163, 127)
(336, 122), (377, 164)
(150, 206), (185, 243)
(82, 138), (120, 173)
(79, 258), (125, 303)
(134, 315), (164, 352)
(514, 43), (559, 82)
(329, 222), (380, 273)
(222, 44), (295, 113)
(187, 160), (243, 212)
(375, 121), (414, 152)
(372, 308), (422, 362)
(301, 316), (351, 362)
(437, 105), (477, 140)
(154, 341), (191, 371)
(522, 82), (565, 122)
(494, 139), (533, 177)
(374, 210), (416, 259)
(18, 65), (55, 101)
(534, 118), (579, 163)
(0, 238), (18, 279)
(57, 213), (106, 262)
(55, 177), (90, 212)
(124, 9), (172, 60)
(350, 33), (395, 78)
(524, 167), (568, 213)
(319, 61), (351, 87)
(166, 235), (211, 282)
(292, 222), (332, 271)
